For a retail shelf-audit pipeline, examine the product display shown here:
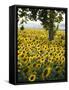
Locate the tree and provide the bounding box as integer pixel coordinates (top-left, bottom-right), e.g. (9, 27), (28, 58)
(18, 8), (64, 40)
(28, 9), (64, 40)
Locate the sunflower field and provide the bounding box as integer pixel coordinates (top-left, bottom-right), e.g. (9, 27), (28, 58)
(17, 29), (65, 82)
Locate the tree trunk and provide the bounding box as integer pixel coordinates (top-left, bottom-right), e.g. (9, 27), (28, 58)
(49, 11), (54, 41)
(56, 23), (59, 30)
(49, 27), (54, 41)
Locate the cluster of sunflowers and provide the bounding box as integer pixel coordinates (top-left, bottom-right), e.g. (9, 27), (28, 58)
(17, 29), (65, 82)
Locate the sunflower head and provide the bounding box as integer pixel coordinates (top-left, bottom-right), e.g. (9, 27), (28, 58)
(42, 67), (52, 80)
(40, 58), (45, 63)
(28, 74), (36, 82)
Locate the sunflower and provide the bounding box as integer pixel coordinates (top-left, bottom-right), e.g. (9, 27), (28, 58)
(40, 57), (45, 63)
(50, 47), (54, 51)
(28, 74), (36, 82)
(32, 63), (37, 68)
(35, 63), (41, 69)
(61, 56), (65, 61)
(22, 57), (28, 64)
(42, 67), (52, 80)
